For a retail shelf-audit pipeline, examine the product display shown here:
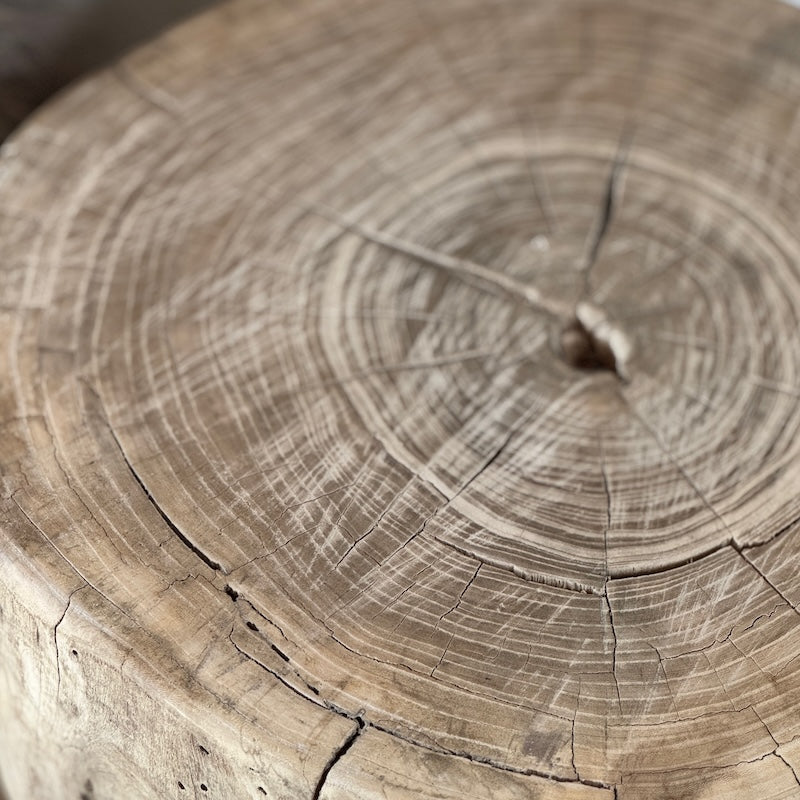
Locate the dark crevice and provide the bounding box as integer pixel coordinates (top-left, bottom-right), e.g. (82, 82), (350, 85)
(311, 718), (365, 800)
(107, 427), (223, 573)
(271, 643), (290, 663)
(561, 316), (619, 376)
(603, 589), (622, 712)
(129, 460), (222, 571)
(240, 599), (294, 647)
(587, 165), (616, 267)
(776, 752), (800, 787)
(583, 141), (628, 289)
(224, 585), (239, 601)
(570, 718), (578, 780)
(229, 635), (326, 711)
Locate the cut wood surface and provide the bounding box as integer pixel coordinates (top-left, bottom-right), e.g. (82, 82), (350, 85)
(3, 0), (800, 797)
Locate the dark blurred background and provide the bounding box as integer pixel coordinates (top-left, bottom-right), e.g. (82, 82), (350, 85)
(0, 0), (216, 140)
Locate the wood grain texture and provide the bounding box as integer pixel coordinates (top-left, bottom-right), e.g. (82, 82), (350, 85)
(3, 0), (800, 797)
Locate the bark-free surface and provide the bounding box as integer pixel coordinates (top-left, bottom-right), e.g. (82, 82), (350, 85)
(3, 0), (800, 797)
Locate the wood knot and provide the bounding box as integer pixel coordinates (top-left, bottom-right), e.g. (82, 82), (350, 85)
(560, 301), (632, 381)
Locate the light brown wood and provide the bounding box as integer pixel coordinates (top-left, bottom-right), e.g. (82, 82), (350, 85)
(3, 0), (800, 797)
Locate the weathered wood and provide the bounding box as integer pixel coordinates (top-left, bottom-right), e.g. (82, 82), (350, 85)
(3, 0), (800, 797)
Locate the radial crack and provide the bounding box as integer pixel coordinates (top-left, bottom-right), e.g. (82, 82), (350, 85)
(702, 652), (738, 712)
(776, 753), (800, 787)
(583, 140), (629, 291)
(623, 394), (732, 536)
(309, 203), (568, 318)
(603, 589), (622, 712)
(54, 585), (87, 695)
(752, 705), (779, 750)
(599, 438), (612, 577)
(443, 374), (594, 507)
(436, 563), (481, 626)
(112, 64), (182, 117)
(311, 718), (365, 800)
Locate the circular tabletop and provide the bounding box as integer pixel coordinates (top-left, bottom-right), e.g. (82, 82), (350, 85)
(3, 1), (800, 797)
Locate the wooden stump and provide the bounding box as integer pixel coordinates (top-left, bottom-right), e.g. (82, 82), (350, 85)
(4, 0), (800, 797)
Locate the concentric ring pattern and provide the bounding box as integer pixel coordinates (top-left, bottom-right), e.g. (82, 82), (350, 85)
(4, 0), (800, 797)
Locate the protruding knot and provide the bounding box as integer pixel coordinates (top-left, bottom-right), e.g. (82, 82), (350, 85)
(560, 301), (633, 381)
